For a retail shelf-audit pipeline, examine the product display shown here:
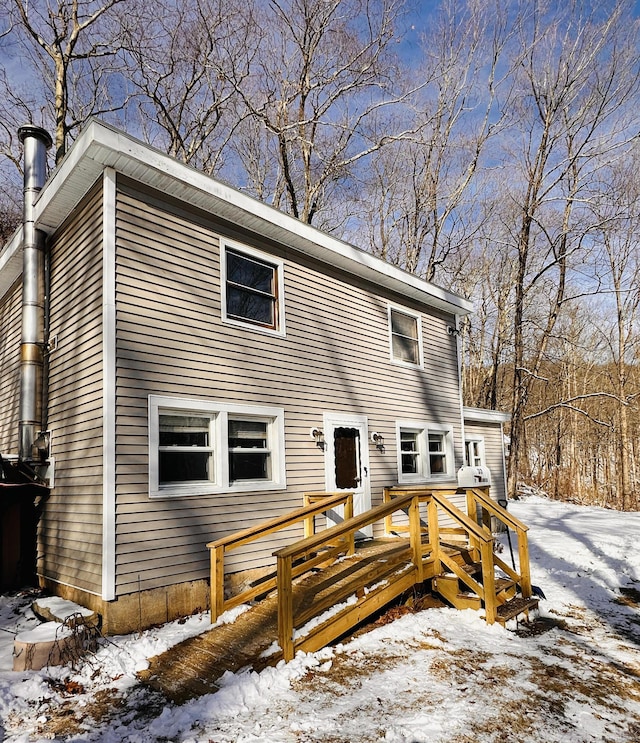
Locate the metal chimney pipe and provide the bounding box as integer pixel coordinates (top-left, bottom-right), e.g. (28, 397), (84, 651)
(18, 125), (53, 463)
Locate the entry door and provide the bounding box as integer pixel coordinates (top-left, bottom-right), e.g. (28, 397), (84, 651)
(324, 413), (372, 538)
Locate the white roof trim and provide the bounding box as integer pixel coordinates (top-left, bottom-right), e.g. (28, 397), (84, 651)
(27, 119), (472, 316)
(463, 407), (510, 423)
(0, 227), (23, 300)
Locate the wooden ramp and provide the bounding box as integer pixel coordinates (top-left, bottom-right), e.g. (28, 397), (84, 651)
(139, 540), (418, 703)
(140, 487), (538, 703)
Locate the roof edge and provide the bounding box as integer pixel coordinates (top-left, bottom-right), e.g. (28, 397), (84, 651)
(463, 406), (511, 423)
(34, 119), (473, 316)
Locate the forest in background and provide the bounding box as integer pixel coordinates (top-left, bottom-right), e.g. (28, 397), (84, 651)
(1, 0), (639, 510)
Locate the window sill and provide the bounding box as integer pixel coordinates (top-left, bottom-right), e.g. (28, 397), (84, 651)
(150, 481), (287, 499)
(390, 357), (424, 370)
(397, 474), (454, 485)
(221, 316), (286, 338)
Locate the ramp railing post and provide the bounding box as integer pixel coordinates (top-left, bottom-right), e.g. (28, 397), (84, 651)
(408, 494), (423, 583)
(277, 554), (294, 661)
(210, 545), (224, 622)
(344, 492), (355, 555)
(481, 539), (497, 624)
(427, 494), (442, 576)
(517, 528), (533, 598)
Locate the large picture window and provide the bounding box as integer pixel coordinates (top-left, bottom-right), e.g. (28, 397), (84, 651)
(389, 306), (423, 367)
(221, 242), (285, 335)
(396, 421), (453, 482)
(149, 396), (286, 497)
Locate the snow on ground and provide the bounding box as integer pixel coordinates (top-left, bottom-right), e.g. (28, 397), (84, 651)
(1, 495), (640, 743)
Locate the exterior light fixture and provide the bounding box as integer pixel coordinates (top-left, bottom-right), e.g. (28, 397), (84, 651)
(310, 427), (325, 450)
(371, 432), (384, 451)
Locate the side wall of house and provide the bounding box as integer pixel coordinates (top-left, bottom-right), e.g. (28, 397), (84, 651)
(464, 419), (507, 504)
(0, 279), (21, 455)
(40, 181), (104, 594)
(113, 179), (464, 597)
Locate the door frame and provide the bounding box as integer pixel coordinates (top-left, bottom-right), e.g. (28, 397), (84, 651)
(323, 412), (372, 537)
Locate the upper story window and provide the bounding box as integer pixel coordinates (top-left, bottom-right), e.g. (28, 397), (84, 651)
(389, 306), (423, 367)
(396, 421), (454, 482)
(221, 241), (285, 336)
(149, 396), (286, 497)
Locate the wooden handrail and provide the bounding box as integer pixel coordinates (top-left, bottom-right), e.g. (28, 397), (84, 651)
(383, 484), (535, 622)
(464, 487), (533, 599)
(428, 490), (493, 544)
(467, 486), (530, 533)
(207, 491), (350, 550)
(274, 493), (416, 560)
(208, 484), (537, 660)
(208, 491), (353, 621)
(383, 485), (492, 544)
(275, 492), (424, 659)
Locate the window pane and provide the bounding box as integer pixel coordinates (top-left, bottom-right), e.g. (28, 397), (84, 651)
(227, 286), (275, 326)
(392, 335), (419, 364)
(391, 311), (418, 339)
(391, 311), (419, 364)
(229, 451), (270, 481)
(229, 420), (268, 448)
(400, 430), (419, 474)
(228, 419), (270, 481)
(159, 415), (210, 447)
(227, 251), (274, 294)
(429, 433), (446, 474)
(402, 453), (418, 474)
(430, 454), (446, 473)
(160, 450), (211, 483)
(428, 433), (444, 452)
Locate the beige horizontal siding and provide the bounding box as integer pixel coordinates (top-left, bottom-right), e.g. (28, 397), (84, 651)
(111, 181), (465, 596)
(40, 181), (104, 594)
(464, 419), (507, 504)
(0, 279), (21, 454)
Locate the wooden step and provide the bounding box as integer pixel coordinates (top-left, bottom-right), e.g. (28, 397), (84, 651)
(495, 577), (517, 601)
(495, 596), (539, 624)
(432, 575), (482, 611)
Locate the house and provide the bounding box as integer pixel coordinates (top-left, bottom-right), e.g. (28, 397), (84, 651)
(0, 121), (510, 634)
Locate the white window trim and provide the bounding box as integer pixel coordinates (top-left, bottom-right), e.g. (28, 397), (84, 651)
(465, 436), (486, 468)
(220, 238), (286, 337)
(395, 420), (454, 483)
(149, 395), (286, 498)
(388, 305), (424, 369)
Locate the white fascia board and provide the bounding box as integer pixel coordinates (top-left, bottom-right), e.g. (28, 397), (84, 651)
(0, 227), (23, 300)
(33, 120), (473, 317)
(463, 407), (511, 423)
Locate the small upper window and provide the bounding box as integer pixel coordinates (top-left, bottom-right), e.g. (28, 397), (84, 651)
(389, 307), (422, 367)
(222, 242), (285, 335)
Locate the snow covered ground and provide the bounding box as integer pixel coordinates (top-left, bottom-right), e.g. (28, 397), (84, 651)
(1, 495), (640, 743)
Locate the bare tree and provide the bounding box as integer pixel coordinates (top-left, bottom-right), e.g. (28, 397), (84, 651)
(227, 0), (408, 226)
(362, 0), (514, 283)
(3, 0), (127, 163)
(121, 0), (256, 175)
(503, 0), (640, 498)
(587, 151), (640, 509)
